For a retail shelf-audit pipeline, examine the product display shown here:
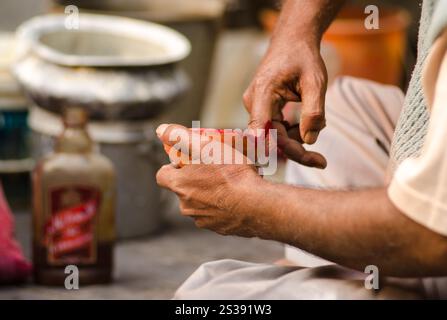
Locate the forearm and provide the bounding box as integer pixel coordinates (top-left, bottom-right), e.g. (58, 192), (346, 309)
(237, 177), (447, 277)
(272, 0), (346, 46)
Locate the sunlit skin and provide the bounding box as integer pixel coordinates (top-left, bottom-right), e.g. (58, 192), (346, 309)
(156, 0), (447, 277)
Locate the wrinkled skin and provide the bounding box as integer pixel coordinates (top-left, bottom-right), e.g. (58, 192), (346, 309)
(243, 0), (345, 145)
(156, 162), (260, 237)
(243, 40), (328, 145)
(156, 123), (262, 237)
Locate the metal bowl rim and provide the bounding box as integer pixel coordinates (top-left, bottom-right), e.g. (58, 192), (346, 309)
(15, 13), (191, 67)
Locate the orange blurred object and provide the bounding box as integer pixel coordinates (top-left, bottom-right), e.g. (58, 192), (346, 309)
(323, 6), (410, 86)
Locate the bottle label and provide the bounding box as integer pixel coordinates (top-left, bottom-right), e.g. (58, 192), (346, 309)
(44, 186), (100, 266)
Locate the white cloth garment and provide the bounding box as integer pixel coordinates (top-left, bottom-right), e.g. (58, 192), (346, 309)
(388, 29), (447, 237)
(174, 259), (425, 300)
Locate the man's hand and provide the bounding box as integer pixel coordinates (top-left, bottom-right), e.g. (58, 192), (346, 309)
(156, 124), (264, 237)
(243, 0), (345, 166)
(244, 40), (328, 144)
(156, 164), (262, 237)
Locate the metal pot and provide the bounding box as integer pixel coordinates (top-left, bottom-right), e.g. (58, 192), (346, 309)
(50, 0), (225, 126)
(13, 13), (191, 120)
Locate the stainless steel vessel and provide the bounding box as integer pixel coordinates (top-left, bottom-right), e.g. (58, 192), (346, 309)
(13, 13), (190, 120)
(13, 14), (190, 237)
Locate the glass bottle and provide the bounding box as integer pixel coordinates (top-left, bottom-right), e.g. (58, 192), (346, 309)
(32, 107), (115, 286)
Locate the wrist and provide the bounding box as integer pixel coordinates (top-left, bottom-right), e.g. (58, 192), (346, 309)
(232, 173), (282, 240)
(270, 23), (322, 50)
(229, 168), (263, 202)
(271, 0), (345, 49)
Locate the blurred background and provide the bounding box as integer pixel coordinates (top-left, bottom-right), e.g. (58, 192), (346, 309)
(0, 0), (421, 298)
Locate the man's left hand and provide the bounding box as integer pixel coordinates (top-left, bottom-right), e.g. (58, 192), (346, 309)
(155, 124), (263, 237)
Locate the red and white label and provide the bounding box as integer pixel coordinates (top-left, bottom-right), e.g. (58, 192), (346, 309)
(45, 187), (99, 265)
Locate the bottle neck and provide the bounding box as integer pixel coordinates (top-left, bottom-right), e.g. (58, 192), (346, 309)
(55, 125), (93, 154)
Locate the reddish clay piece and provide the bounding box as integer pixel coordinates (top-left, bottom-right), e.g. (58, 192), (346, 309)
(162, 127), (273, 167)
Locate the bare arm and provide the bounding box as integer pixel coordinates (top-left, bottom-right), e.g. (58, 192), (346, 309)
(238, 179), (447, 277)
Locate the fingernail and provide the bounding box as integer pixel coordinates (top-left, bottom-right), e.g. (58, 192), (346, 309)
(304, 130), (319, 144)
(156, 124), (169, 138)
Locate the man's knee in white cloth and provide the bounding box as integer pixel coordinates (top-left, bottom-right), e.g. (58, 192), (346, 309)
(174, 259), (424, 299)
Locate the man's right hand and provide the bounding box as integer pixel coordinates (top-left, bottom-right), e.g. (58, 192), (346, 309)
(243, 39), (328, 145)
(242, 0), (345, 168)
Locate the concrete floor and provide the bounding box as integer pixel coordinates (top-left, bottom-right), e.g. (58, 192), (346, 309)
(0, 210), (283, 299)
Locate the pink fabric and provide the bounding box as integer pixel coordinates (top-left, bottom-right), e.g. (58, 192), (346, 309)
(0, 182), (31, 284)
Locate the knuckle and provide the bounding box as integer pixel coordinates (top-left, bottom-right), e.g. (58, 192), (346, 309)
(302, 72), (326, 88)
(252, 74), (278, 94)
(155, 165), (169, 185)
(155, 170), (163, 185)
(180, 191), (193, 203)
(252, 75), (267, 88)
(242, 90), (251, 108)
(215, 226), (231, 236)
(194, 218), (208, 229)
(248, 118), (265, 129)
(302, 111), (324, 122)
(170, 180), (182, 193)
(179, 202), (186, 213)
(179, 202), (189, 216)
